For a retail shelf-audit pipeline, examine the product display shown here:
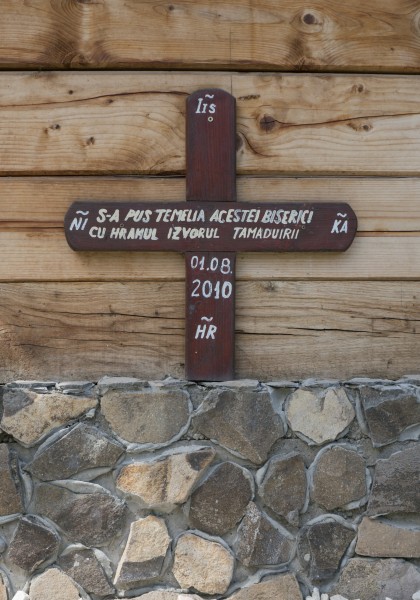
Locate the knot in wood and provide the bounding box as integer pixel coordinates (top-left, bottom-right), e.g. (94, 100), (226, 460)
(303, 13), (317, 25)
(351, 83), (365, 94)
(259, 115), (276, 132)
(347, 119), (373, 133)
(297, 9), (325, 32)
(69, 53), (88, 67)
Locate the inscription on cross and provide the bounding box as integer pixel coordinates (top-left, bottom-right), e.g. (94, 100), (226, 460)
(64, 89), (357, 381)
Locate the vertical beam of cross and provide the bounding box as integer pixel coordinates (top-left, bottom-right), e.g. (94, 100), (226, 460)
(185, 89), (236, 381)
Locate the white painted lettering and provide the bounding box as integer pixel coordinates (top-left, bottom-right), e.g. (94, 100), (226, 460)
(108, 209), (120, 223)
(124, 209), (152, 223)
(97, 208), (107, 223)
(290, 210), (298, 224)
(155, 209), (165, 222)
(194, 319), (218, 340)
(70, 217), (88, 231)
(301, 210), (309, 224)
(262, 210), (273, 224)
(207, 324), (217, 339)
(195, 324), (207, 339)
(89, 226), (106, 239)
(125, 209), (138, 221)
(281, 211), (290, 224)
(331, 219), (341, 234)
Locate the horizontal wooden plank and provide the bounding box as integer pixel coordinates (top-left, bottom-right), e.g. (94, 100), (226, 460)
(1, 176), (419, 233)
(0, 231), (419, 281)
(0, 1), (420, 72)
(2, 73), (420, 175)
(1, 281), (419, 381)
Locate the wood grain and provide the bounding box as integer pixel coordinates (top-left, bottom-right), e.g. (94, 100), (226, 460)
(2, 73), (420, 175)
(1, 68), (419, 382)
(1, 1), (420, 72)
(1, 281), (418, 381)
(2, 175), (416, 280)
(0, 231), (419, 281)
(1, 176), (419, 233)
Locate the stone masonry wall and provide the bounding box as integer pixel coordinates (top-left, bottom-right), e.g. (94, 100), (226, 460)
(0, 377), (419, 600)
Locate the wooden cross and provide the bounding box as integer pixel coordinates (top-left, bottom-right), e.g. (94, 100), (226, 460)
(64, 89), (357, 381)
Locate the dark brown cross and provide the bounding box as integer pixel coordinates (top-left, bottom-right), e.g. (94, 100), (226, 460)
(64, 89), (357, 381)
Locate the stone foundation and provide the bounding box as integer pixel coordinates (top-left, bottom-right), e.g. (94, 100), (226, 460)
(0, 377), (419, 600)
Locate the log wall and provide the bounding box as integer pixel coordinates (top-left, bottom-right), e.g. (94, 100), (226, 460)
(1, 2), (420, 380)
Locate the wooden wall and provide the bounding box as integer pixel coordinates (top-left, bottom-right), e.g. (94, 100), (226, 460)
(1, 1), (420, 381)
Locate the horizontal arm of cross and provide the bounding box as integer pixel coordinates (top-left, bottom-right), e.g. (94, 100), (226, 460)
(65, 201), (357, 253)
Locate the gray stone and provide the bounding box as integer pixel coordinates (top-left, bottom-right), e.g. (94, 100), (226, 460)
(97, 376), (147, 391)
(1, 389), (96, 447)
(298, 516), (355, 581)
(360, 386), (420, 446)
(229, 574), (303, 600)
(203, 380), (260, 389)
(192, 389), (285, 464)
(173, 533), (234, 595)
(8, 515), (59, 572)
(0, 444), (23, 517)
(6, 381), (56, 392)
(311, 445), (367, 510)
(330, 557), (420, 600)
(132, 593), (201, 600)
(34, 482), (126, 546)
(27, 423), (124, 481)
(234, 502), (294, 567)
(58, 546), (114, 597)
(286, 388), (355, 445)
(302, 378), (341, 388)
(267, 380), (299, 388)
(398, 374), (420, 384)
(116, 447), (215, 507)
(259, 452), (307, 525)
(189, 462), (253, 535)
(0, 537), (6, 554)
(368, 445), (420, 516)
(356, 517), (420, 558)
(56, 381), (95, 395)
(346, 377), (395, 386)
(101, 388), (190, 446)
(114, 516), (171, 590)
(29, 568), (81, 600)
